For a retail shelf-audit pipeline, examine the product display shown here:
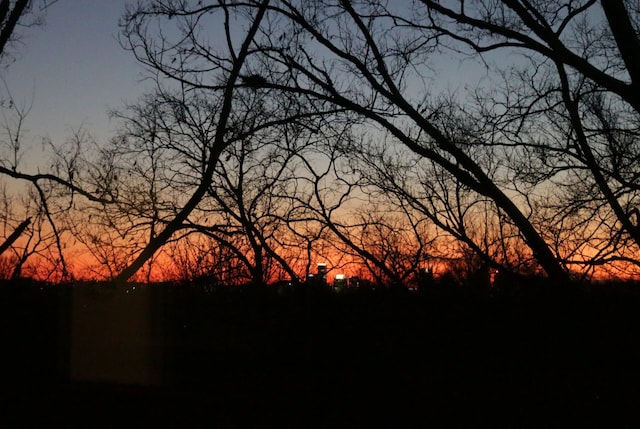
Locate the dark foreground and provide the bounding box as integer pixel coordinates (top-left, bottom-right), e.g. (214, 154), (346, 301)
(2, 280), (640, 427)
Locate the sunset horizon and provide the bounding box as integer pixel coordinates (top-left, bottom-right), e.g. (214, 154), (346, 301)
(3, 1), (640, 427)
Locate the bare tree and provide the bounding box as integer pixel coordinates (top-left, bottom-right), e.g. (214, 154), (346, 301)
(0, 180), (73, 281)
(110, 0), (286, 282)
(110, 0), (364, 283)
(214, 0), (569, 282)
(98, 0), (640, 283)
(0, 0), (59, 66)
(414, 0), (640, 278)
(111, 0), (575, 284)
(0, 0), (123, 281)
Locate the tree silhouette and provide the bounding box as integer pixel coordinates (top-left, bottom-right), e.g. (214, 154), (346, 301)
(418, 0), (640, 277)
(229, 0), (571, 281)
(61, 0), (640, 282)
(112, 1), (364, 282)
(112, 1), (272, 282)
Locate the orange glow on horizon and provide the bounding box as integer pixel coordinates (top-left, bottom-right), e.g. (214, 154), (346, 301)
(2, 228), (638, 285)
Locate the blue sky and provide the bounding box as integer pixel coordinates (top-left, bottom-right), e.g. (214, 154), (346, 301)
(2, 0), (149, 168)
(0, 0), (489, 174)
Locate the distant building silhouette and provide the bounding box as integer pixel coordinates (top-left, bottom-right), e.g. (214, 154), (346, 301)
(349, 276), (360, 288)
(417, 267), (435, 290)
(334, 273), (347, 290)
(317, 263), (327, 286)
(306, 273), (316, 286)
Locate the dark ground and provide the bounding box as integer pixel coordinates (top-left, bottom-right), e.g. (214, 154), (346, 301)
(2, 280), (640, 428)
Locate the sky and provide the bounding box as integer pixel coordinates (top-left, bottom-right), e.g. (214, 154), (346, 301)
(2, 0), (149, 169)
(0, 0), (487, 174)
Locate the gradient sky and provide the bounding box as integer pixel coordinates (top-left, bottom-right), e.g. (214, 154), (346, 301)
(0, 0), (489, 174)
(2, 0), (149, 169)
